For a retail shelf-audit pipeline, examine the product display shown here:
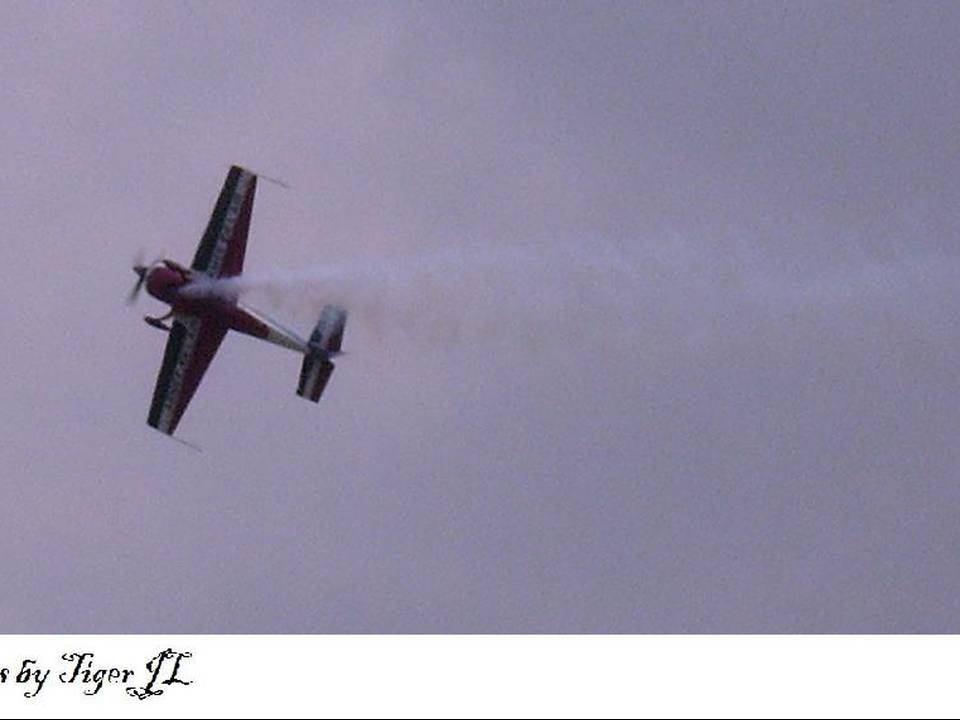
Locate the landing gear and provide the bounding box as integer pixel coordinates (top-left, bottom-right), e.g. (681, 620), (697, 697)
(144, 313), (172, 332)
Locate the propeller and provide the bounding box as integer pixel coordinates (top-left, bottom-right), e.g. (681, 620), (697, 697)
(127, 265), (148, 304)
(127, 251), (163, 305)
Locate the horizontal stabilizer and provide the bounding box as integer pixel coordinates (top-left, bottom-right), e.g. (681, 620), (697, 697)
(309, 304), (346, 354)
(296, 304), (347, 403)
(297, 355), (335, 403)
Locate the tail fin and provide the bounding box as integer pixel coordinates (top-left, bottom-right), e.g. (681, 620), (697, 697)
(296, 305), (347, 403)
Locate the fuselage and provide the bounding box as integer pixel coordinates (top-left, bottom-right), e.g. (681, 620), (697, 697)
(143, 260), (308, 353)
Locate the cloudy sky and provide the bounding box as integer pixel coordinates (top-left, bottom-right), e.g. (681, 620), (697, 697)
(1, 2), (959, 632)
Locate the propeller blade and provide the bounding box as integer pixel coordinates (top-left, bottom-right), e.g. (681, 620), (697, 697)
(127, 251), (166, 305)
(127, 264), (148, 305)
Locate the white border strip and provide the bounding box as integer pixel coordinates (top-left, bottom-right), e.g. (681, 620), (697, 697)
(0, 635), (957, 719)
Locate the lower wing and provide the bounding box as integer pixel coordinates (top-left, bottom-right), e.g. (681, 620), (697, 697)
(147, 316), (228, 435)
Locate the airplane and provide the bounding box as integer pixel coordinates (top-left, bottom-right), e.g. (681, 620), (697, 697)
(129, 165), (346, 436)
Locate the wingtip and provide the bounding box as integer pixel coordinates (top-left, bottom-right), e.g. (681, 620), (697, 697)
(231, 164), (290, 189)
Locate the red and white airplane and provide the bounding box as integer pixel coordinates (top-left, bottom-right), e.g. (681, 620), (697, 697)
(130, 165), (346, 436)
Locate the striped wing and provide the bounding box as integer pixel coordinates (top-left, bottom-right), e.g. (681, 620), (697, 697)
(192, 165), (257, 278)
(147, 316), (228, 435)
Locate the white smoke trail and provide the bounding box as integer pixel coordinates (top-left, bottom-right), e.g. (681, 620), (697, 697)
(184, 244), (652, 350)
(181, 242), (960, 358)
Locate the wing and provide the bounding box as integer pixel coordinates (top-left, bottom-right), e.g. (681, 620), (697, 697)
(191, 165), (257, 278)
(147, 316), (228, 435)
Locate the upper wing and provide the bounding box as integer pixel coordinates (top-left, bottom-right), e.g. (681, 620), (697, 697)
(191, 165), (257, 278)
(147, 316), (228, 435)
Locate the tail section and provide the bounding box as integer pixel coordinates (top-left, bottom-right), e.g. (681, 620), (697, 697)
(296, 305), (347, 403)
(308, 304), (346, 355)
(297, 355), (335, 403)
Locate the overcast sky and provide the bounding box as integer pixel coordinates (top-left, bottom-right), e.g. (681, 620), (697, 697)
(1, 2), (959, 632)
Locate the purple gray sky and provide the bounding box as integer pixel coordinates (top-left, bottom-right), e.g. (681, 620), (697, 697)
(1, 2), (959, 632)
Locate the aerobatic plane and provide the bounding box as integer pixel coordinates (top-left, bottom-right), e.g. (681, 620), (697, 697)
(129, 165), (346, 436)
